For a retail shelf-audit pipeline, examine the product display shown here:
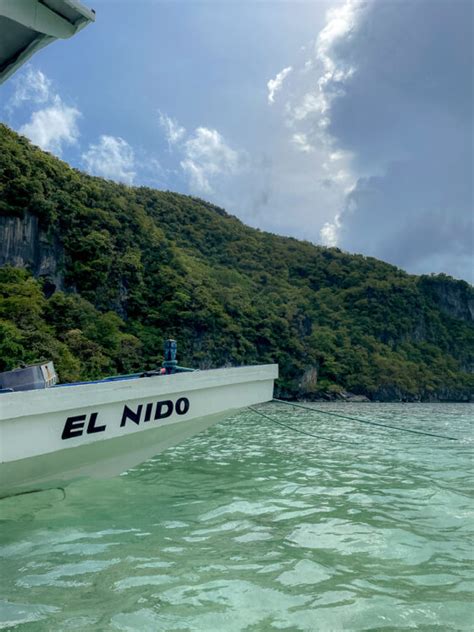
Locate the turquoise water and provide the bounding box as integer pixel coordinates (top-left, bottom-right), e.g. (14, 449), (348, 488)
(1, 403), (473, 631)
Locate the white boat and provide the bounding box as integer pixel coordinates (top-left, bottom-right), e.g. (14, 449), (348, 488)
(0, 362), (278, 498)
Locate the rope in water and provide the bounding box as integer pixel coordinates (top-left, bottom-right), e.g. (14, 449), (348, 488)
(272, 398), (459, 441)
(248, 407), (360, 446)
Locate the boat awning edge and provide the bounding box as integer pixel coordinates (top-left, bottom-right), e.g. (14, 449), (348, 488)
(0, 0), (95, 84)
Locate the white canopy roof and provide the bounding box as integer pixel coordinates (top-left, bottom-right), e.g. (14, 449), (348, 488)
(0, 0), (95, 84)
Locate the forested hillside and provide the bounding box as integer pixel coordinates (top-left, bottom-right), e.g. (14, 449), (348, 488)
(0, 124), (473, 400)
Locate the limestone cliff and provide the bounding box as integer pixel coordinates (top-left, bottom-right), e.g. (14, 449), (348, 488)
(419, 275), (474, 324)
(0, 212), (64, 294)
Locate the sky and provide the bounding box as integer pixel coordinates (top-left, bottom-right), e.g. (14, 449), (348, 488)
(1, 0), (472, 282)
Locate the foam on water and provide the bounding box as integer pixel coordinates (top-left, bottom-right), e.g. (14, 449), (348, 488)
(0, 403), (473, 631)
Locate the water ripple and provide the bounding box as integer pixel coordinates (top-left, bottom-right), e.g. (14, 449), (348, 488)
(0, 403), (472, 630)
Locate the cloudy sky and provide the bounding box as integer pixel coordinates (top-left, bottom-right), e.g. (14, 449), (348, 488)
(1, 0), (472, 282)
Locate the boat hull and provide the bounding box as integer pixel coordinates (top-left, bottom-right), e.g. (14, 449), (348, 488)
(0, 365), (277, 497)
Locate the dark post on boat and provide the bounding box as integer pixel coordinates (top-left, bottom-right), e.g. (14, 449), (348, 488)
(163, 339), (178, 374)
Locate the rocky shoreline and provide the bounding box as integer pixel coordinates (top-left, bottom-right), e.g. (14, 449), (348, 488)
(278, 389), (473, 404)
(281, 367), (474, 403)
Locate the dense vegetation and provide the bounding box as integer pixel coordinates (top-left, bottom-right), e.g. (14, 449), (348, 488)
(1, 124), (473, 400)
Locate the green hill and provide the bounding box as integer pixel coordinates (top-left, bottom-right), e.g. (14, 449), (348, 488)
(0, 124), (472, 401)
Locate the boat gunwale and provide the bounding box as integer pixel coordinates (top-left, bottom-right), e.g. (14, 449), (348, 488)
(0, 364), (278, 421)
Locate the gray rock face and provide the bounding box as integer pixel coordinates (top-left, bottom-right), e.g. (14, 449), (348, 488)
(422, 277), (474, 323)
(338, 391), (370, 402)
(0, 212), (64, 291)
(299, 367), (318, 393)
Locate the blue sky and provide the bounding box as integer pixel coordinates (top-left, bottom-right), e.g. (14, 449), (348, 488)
(1, 0), (472, 282)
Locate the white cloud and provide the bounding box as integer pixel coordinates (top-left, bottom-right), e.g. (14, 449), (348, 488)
(9, 66), (81, 156)
(292, 132), (314, 153)
(158, 111), (186, 147)
(263, 1), (366, 248)
(267, 66), (293, 104)
(320, 213), (341, 247)
(291, 92), (322, 121)
(9, 66), (52, 109)
(82, 135), (136, 184)
(181, 127), (240, 194)
(285, 3), (362, 126)
(316, 1), (362, 77)
(19, 96), (80, 154)
(180, 158), (213, 194)
(314, 0), (362, 124)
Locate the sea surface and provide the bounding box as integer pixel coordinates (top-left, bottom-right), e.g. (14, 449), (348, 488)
(0, 402), (473, 631)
